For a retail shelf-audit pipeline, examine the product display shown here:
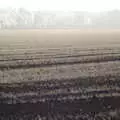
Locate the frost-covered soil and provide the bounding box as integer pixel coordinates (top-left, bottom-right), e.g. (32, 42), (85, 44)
(0, 29), (120, 119)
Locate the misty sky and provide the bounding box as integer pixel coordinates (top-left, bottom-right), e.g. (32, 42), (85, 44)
(0, 0), (120, 12)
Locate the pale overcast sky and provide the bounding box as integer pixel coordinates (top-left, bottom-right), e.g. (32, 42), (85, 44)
(0, 0), (120, 12)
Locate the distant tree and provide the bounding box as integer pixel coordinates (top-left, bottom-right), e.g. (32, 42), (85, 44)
(0, 20), (4, 29)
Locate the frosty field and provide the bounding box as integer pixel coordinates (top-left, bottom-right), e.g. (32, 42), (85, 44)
(0, 29), (120, 120)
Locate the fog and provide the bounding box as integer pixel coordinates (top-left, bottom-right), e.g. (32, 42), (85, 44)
(0, 0), (120, 29)
(0, 0), (120, 12)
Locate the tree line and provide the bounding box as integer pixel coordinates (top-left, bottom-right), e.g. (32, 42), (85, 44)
(0, 8), (120, 29)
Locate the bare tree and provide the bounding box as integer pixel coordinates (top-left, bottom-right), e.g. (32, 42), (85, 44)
(0, 20), (4, 29)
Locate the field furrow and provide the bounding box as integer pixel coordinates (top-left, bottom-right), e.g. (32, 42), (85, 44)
(0, 29), (120, 119)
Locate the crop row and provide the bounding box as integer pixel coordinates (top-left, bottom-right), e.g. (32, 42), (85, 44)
(0, 54), (120, 70)
(0, 109), (120, 120)
(0, 61), (119, 83)
(0, 46), (120, 58)
(0, 75), (120, 92)
(0, 45), (119, 52)
(0, 74), (120, 104)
